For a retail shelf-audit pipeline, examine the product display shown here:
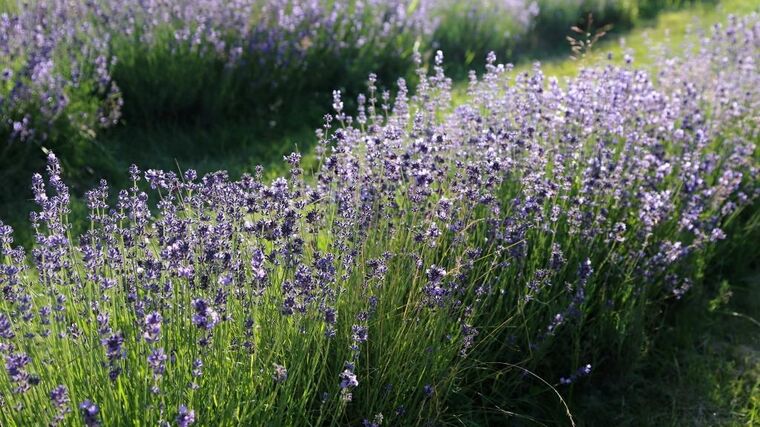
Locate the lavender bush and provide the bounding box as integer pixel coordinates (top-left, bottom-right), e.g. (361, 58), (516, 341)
(0, 1), (121, 163)
(2, 0), (672, 143)
(106, 0), (439, 122)
(0, 12), (758, 426)
(1, 0), (433, 138)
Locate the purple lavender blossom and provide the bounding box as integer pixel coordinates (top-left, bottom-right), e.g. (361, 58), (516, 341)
(5, 352), (32, 393)
(102, 331), (125, 380)
(143, 311), (163, 343)
(423, 384), (434, 397)
(272, 363), (288, 384)
(339, 363), (359, 389)
(560, 364), (592, 385)
(191, 299), (220, 330)
(79, 400), (100, 427)
(102, 332), (124, 361)
(176, 405), (196, 427)
(50, 385), (71, 425)
(362, 413), (384, 427)
(50, 385), (69, 407)
(148, 349), (168, 377)
(0, 314), (14, 339)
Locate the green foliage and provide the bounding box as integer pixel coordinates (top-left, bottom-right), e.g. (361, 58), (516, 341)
(572, 205), (760, 426)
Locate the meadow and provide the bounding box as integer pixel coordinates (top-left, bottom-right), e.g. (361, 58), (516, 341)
(1, 0), (758, 426)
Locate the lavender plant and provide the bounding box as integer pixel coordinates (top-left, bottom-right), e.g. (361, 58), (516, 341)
(0, 12), (758, 426)
(0, 1), (122, 163)
(1, 0), (670, 142)
(1, 0), (432, 139)
(106, 0), (437, 122)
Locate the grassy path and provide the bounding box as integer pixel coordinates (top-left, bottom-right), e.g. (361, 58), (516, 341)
(514, 0), (760, 77)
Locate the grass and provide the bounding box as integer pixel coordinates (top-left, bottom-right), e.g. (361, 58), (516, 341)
(574, 208), (760, 425)
(514, 0), (760, 77)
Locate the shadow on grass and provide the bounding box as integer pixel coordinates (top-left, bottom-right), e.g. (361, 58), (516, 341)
(0, 119), (317, 248)
(573, 206), (760, 426)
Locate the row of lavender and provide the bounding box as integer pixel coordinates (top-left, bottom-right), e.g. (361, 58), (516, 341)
(0, 0), (659, 148)
(1, 12), (758, 427)
(0, 0), (542, 144)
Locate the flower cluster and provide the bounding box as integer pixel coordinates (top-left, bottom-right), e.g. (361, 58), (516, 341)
(559, 363), (592, 385)
(1, 2), (121, 142)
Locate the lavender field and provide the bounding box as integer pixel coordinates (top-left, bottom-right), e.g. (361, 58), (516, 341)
(1, 1), (759, 426)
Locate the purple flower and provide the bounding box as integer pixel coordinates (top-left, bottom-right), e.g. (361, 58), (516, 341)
(339, 367), (358, 389)
(191, 299), (219, 330)
(184, 169), (197, 182)
(351, 325), (368, 343)
(324, 307), (337, 324)
(176, 405), (196, 427)
(577, 259), (593, 284)
(143, 311), (163, 343)
(79, 400), (100, 426)
(5, 352), (32, 393)
(0, 314), (14, 339)
(50, 385), (71, 425)
(460, 324), (479, 357)
(50, 385), (70, 407)
(560, 363), (592, 385)
(217, 274), (233, 286)
(362, 413), (384, 427)
(710, 228), (726, 241)
(423, 384), (434, 397)
(192, 359), (204, 378)
(148, 349), (168, 377)
(272, 363), (288, 384)
(102, 331), (125, 380)
(250, 249), (267, 280)
(102, 332), (124, 361)
(426, 265), (446, 283)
